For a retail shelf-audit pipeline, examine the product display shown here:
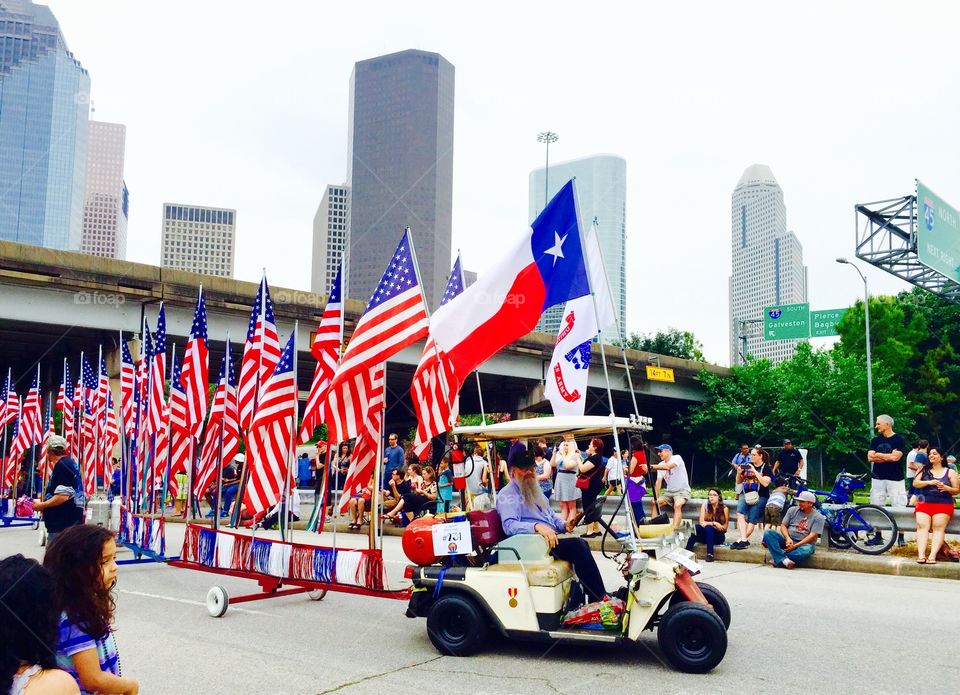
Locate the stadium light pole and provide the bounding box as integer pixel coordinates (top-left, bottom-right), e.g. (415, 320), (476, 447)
(537, 131), (559, 209)
(836, 258), (874, 430)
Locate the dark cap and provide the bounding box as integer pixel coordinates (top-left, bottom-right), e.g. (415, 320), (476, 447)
(783, 438), (792, 445)
(508, 450), (537, 469)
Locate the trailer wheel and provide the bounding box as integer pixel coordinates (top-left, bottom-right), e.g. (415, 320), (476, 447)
(657, 602), (727, 673)
(669, 583), (731, 629)
(206, 586), (229, 618)
(426, 594), (488, 656)
(308, 589), (327, 601)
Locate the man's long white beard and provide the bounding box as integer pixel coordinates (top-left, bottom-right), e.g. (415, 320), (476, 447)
(519, 475), (548, 511)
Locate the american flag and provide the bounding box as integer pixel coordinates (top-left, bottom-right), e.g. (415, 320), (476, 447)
(323, 231), (429, 443)
(104, 392), (119, 479)
(80, 354), (98, 404)
(0, 370), (15, 429)
(412, 255), (466, 457)
(134, 323), (152, 472)
(120, 334), (136, 435)
(6, 398), (22, 468)
(14, 366), (42, 453)
(81, 397), (96, 496)
(243, 332), (297, 516)
(299, 264), (342, 443)
(195, 339), (240, 499)
(94, 354), (109, 445)
(165, 352), (193, 499)
(70, 376), (82, 461)
(337, 365), (384, 512)
(56, 360), (70, 412)
(37, 402), (54, 477)
(238, 276), (281, 433)
(180, 289), (209, 438)
(147, 304), (167, 436)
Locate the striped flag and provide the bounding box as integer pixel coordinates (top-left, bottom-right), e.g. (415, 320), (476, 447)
(94, 354), (109, 445)
(166, 352), (193, 497)
(299, 264), (342, 443)
(6, 398), (22, 469)
(14, 366), (42, 453)
(195, 339), (240, 499)
(80, 355), (98, 406)
(147, 304), (167, 436)
(38, 413), (54, 477)
(70, 376), (82, 461)
(180, 289), (209, 438)
(411, 256), (466, 456)
(238, 276), (281, 433)
(322, 231), (429, 443)
(104, 392), (119, 479)
(120, 335), (136, 435)
(0, 370), (15, 429)
(243, 332), (297, 516)
(81, 398), (96, 496)
(337, 365), (384, 512)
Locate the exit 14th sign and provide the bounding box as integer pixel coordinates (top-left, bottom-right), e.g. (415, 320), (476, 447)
(763, 303), (809, 339)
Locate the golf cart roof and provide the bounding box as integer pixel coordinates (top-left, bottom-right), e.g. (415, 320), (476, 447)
(451, 415), (649, 441)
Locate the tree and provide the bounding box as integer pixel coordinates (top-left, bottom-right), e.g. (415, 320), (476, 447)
(622, 328), (706, 362)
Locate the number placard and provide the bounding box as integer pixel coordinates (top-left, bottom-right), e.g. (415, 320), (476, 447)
(431, 521), (474, 556)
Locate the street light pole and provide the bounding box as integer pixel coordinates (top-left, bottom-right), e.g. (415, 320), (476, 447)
(537, 131), (558, 209)
(837, 258), (875, 430)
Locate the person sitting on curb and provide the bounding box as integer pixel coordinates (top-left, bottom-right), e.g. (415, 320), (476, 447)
(763, 490), (825, 569)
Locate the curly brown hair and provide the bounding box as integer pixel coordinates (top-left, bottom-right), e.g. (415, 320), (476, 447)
(43, 525), (116, 640)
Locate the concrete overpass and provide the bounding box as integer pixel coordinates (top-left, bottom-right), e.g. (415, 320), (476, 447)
(0, 241), (729, 438)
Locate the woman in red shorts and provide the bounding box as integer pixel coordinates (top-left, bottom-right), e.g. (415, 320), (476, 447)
(912, 446), (960, 564)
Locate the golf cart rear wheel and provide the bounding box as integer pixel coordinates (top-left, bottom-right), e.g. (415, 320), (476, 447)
(669, 583), (731, 629)
(657, 602), (727, 673)
(426, 594), (488, 656)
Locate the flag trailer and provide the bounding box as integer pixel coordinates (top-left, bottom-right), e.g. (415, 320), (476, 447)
(404, 416), (731, 674)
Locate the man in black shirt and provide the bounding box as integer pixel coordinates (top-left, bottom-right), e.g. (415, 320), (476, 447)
(867, 414), (907, 546)
(773, 439), (804, 478)
(32, 435), (83, 544)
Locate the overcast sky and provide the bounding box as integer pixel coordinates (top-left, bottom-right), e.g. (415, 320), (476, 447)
(46, 0), (960, 365)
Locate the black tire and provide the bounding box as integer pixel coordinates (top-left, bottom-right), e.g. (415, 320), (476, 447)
(426, 594), (488, 656)
(844, 504), (898, 555)
(828, 525), (852, 549)
(669, 583), (731, 629)
(657, 602), (727, 673)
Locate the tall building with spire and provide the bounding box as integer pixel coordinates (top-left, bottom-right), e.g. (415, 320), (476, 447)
(729, 164), (808, 365)
(346, 49), (454, 307)
(0, 0), (90, 250)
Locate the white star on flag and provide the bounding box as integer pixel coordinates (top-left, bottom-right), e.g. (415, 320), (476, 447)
(544, 231), (567, 265)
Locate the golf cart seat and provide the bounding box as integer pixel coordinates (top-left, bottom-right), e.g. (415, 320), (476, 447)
(491, 534), (574, 587)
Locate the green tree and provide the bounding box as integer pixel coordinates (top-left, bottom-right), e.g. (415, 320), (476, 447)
(622, 328), (706, 362)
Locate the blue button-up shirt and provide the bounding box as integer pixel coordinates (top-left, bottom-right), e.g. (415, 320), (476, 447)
(496, 481), (566, 536)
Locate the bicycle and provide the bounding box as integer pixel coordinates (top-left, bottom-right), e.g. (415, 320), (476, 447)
(783, 470), (899, 555)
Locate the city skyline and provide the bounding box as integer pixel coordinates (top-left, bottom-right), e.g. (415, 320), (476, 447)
(311, 183), (349, 295)
(81, 120), (128, 259)
(36, 1), (960, 364)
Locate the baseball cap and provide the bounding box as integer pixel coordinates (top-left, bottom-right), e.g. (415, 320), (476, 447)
(795, 490), (817, 503)
(46, 434), (68, 453)
(783, 438), (792, 444)
(233, 452), (245, 463)
(655, 444), (672, 452)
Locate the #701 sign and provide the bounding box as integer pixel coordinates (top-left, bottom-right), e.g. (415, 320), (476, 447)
(431, 521), (474, 556)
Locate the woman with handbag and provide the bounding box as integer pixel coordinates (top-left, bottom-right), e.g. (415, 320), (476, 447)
(730, 447), (773, 549)
(552, 440), (582, 526)
(577, 438), (610, 538)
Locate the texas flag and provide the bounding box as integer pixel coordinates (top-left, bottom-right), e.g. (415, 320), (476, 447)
(430, 179), (589, 394)
(544, 223), (617, 416)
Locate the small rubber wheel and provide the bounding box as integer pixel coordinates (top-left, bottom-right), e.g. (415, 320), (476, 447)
(657, 602), (727, 673)
(669, 583), (732, 629)
(426, 594), (488, 656)
(308, 589), (327, 601)
(206, 586), (229, 618)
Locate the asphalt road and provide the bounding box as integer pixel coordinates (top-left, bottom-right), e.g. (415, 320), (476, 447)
(1, 522), (954, 694)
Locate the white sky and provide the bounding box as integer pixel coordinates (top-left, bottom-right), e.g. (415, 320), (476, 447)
(46, 0), (960, 365)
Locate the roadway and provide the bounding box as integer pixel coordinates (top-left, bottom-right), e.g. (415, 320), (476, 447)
(0, 523), (950, 694)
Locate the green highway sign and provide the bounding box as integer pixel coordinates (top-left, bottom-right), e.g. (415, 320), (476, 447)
(917, 180), (960, 284)
(763, 303), (809, 340)
(810, 308), (848, 337)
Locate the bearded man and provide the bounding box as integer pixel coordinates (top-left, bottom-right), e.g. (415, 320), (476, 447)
(496, 449), (609, 602)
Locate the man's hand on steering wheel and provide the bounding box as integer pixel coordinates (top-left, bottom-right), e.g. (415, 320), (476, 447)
(534, 522), (558, 549)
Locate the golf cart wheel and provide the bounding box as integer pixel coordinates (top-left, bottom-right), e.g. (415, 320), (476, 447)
(669, 583), (731, 629)
(426, 594), (488, 656)
(657, 602), (727, 673)
(206, 586), (229, 618)
(308, 589), (327, 601)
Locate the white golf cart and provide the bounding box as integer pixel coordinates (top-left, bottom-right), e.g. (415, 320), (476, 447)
(404, 416), (730, 674)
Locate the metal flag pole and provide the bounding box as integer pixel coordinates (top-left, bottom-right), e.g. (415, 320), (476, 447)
(281, 322), (299, 543)
(213, 335), (231, 532)
(0, 369), (10, 499)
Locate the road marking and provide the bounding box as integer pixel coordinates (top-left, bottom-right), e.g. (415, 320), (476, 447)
(118, 589), (277, 617)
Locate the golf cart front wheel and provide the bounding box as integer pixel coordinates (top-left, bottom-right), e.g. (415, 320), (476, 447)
(206, 586), (229, 618)
(657, 602), (727, 673)
(426, 594), (488, 656)
(669, 583), (731, 629)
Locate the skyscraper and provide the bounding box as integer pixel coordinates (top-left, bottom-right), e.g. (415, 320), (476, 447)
(528, 155), (627, 339)
(346, 49), (454, 307)
(160, 204), (236, 278)
(729, 164), (808, 365)
(81, 121), (128, 259)
(0, 0), (90, 250)
(311, 183), (349, 294)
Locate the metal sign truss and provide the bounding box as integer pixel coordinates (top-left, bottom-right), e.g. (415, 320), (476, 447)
(855, 194), (960, 303)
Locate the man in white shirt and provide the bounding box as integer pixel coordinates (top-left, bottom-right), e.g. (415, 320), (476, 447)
(651, 444), (691, 529)
(603, 450), (624, 494)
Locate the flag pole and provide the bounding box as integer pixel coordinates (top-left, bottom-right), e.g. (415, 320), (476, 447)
(369, 366), (386, 551)
(213, 335), (231, 532)
(571, 184), (637, 543)
(0, 369), (9, 499)
(281, 322), (298, 543)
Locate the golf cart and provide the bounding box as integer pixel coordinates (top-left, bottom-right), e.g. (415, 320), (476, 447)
(403, 416), (730, 674)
